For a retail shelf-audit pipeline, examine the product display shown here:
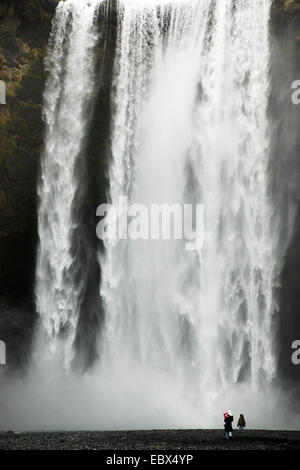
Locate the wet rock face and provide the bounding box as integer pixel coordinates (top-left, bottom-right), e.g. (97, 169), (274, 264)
(0, 1), (56, 300)
(270, 1), (300, 389)
(0, 0), (58, 366)
(278, 0), (300, 13)
(15, 1), (58, 21)
(0, 1), (58, 19)
(272, 0), (300, 55)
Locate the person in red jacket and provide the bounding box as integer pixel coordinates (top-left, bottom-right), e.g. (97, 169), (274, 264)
(224, 410), (234, 439)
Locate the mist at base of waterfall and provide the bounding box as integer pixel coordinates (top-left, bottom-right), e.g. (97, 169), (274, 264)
(1, 358), (298, 432)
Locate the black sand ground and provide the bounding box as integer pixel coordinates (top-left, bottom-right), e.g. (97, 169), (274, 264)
(0, 429), (299, 450)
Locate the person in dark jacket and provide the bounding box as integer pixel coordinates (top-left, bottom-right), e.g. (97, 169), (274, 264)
(224, 410), (234, 439)
(237, 414), (246, 433)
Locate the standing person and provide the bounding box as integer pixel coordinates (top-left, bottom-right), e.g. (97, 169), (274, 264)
(237, 414), (246, 433)
(224, 410), (234, 439)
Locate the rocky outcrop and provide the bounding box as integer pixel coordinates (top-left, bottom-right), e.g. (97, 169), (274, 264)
(272, 0), (300, 54)
(0, 0), (58, 300)
(268, 0), (300, 388)
(0, 0), (58, 367)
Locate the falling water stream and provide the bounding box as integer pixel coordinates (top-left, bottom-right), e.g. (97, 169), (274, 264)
(100, 0), (277, 419)
(35, 0), (101, 367)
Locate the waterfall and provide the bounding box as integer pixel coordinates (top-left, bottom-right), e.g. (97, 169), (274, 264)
(15, 0), (294, 431)
(100, 0), (277, 420)
(35, 0), (101, 367)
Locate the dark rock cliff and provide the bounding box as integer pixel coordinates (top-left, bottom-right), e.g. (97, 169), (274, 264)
(0, 1), (59, 298)
(0, 0), (59, 367)
(270, 0), (300, 390)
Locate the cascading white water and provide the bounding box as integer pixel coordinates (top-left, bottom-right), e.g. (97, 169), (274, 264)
(100, 0), (279, 423)
(35, 0), (101, 367)
(2, 0), (299, 433)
